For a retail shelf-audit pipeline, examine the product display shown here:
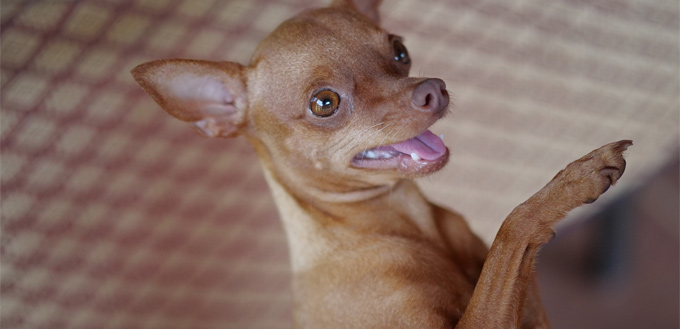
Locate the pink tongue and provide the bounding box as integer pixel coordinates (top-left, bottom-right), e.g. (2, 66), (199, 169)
(390, 130), (447, 161)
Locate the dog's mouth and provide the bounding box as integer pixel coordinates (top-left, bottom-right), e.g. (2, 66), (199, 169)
(351, 130), (449, 174)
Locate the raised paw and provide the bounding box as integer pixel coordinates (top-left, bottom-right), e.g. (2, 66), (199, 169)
(557, 140), (632, 205)
(499, 140), (632, 247)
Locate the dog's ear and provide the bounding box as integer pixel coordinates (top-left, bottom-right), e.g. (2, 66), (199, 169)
(131, 59), (248, 138)
(331, 0), (382, 24)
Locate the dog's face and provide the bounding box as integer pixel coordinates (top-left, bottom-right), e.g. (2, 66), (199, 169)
(131, 1), (450, 194)
(245, 6), (450, 189)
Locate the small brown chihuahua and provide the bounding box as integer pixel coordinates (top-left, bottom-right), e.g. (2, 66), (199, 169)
(132, 0), (631, 327)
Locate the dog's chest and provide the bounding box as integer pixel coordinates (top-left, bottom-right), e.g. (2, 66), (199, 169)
(292, 238), (475, 328)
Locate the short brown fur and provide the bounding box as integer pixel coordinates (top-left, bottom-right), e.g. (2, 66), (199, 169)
(131, 1), (631, 328)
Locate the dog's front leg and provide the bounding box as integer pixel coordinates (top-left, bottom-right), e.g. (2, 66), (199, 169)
(456, 140), (631, 329)
(520, 276), (551, 328)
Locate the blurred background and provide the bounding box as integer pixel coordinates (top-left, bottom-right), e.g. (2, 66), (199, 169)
(1, 0), (678, 328)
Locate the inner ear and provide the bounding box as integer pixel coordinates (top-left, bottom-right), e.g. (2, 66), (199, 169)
(331, 0), (382, 24)
(131, 59), (248, 138)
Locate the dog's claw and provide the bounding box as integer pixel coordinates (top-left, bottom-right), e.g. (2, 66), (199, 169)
(558, 140), (632, 206)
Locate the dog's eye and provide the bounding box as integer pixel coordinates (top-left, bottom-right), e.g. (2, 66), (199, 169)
(393, 39), (410, 65)
(310, 90), (340, 117)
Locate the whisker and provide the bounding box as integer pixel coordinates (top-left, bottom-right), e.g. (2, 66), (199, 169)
(355, 122), (392, 145)
(377, 125), (402, 149)
(326, 121), (388, 154)
(354, 122), (393, 152)
(371, 122), (392, 139)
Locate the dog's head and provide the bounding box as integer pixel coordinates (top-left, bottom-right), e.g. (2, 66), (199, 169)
(132, 0), (450, 195)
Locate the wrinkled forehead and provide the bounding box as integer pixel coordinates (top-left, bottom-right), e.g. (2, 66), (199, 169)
(250, 7), (387, 70)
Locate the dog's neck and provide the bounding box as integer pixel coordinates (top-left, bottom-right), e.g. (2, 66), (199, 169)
(259, 161), (447, 273)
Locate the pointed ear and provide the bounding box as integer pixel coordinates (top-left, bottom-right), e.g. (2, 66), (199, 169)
(131, 59), (248, 138)
(331, 0), (382, 24)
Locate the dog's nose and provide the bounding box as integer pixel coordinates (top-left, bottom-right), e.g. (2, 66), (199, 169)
(412, 78), (449, 113)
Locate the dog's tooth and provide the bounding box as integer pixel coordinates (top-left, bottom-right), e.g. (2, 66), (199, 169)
(410, 153), (421, 161)
(365, 150), (377, 159)
(439, 134), (444, 141)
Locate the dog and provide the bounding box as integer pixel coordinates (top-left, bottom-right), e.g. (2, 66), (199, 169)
(131, 0), (631, 327)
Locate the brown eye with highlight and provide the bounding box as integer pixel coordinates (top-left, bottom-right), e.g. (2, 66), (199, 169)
(310, 90), (340, 117)
(393, 39), (410, 65)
